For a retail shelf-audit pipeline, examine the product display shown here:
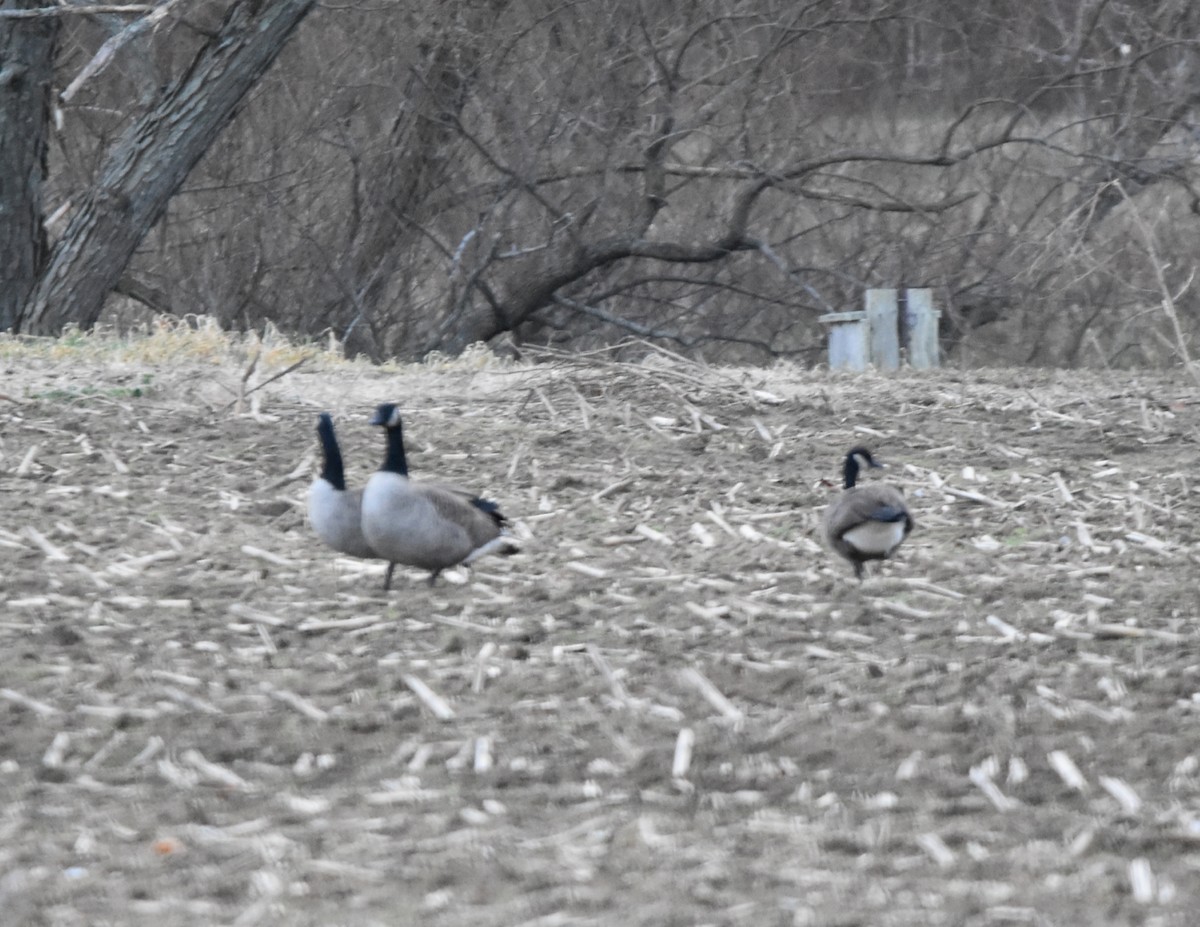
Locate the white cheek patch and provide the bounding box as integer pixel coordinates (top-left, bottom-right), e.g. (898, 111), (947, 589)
(842, 520), (906, 556)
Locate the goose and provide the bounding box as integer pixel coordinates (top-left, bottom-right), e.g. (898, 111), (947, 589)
(822, 446), (914, 580)
(308, 412), (378, 560)
(361, 402), (518, 589)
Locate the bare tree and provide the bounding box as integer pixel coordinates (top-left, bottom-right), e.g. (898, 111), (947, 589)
(1, 0), (315, 335)
(7, 0), (1200, 367)
(395, 1), (991, 358)
(0, 0), (58, 332)
(303, 4), (509, 361)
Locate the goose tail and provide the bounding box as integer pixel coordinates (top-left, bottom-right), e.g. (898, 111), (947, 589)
(462, 533), (521, 564)
(469, 495), (510, 529)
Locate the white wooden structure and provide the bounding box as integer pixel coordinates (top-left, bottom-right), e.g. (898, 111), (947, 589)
(821, 288), (940, 370)
(819, 310), (869, 371)
(903, 288), (940, 369)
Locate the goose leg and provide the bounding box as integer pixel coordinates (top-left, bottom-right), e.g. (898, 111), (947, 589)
(383, 562), (396, 591)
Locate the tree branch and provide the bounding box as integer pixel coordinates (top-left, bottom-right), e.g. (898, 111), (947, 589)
(0, 4), (155, 17)
(553, 294), (793, 357)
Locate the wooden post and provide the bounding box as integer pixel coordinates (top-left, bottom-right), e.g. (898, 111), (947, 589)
(823, 288), (939, 371)
(865, 288), (900, 370)
(904, 288), (941, 369)
(819, 311), (868, 371)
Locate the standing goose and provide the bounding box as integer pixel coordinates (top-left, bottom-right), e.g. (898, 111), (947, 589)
(823, 446), (914, 580)
(361, 402), (518, 590)
(308, 412), (378, 560)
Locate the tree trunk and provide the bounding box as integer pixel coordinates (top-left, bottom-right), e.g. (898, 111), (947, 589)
(328, 5), (507, 360)
(17, 0), (315, 335)
(332, 39), (473, 361)
(0, 0), (57, 333)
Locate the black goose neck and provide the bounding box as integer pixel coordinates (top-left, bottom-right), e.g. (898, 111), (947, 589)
(317, 417), (347, 491)
(843, 453), (859, 490)
(380, 423), (410, 476)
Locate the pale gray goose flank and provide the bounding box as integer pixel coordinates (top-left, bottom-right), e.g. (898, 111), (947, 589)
(308, 412), (377, 560)
(361, 402), (518, 589)
(823, 446), (914, 580)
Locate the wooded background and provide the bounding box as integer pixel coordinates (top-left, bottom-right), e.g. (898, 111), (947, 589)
(4, 0), (1200, 366)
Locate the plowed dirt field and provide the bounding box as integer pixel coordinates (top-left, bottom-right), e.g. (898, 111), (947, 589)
(3, 345), (1199, 926)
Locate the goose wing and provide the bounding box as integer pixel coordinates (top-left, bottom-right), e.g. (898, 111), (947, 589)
(415, 484), (507, 548)
(417, 480), (508, 528)
(825, 485), (914, 541)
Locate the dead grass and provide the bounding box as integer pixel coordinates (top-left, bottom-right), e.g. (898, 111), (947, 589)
(2, 327), (1200, 926)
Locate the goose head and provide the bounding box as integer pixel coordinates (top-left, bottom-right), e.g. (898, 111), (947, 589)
(369, 402), (409, 477)
(843, 446), (884, 490)
(370, 402), (404, 429)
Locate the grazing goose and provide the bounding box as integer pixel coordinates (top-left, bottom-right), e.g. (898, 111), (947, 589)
(823, 446), (914, 580)
(308, 412), (378, 560)
(361, 402), (518, 589)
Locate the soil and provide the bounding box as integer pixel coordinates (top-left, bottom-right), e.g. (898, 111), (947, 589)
(3, 348), (1200, 926)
